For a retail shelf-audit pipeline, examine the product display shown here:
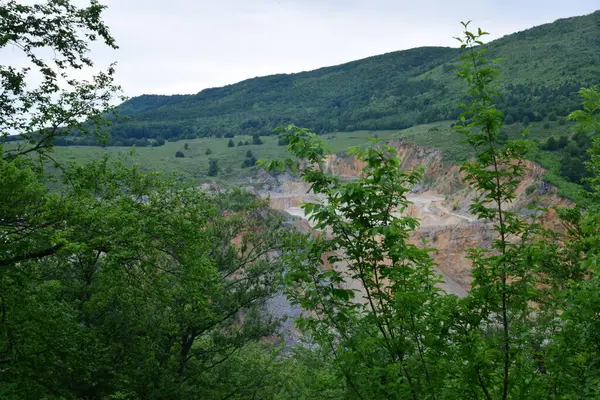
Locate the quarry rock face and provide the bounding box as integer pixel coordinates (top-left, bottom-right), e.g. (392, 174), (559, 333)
(262, 143), (568, 296)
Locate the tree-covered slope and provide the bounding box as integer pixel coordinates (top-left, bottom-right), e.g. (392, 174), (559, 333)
(103, 10), (599, 144)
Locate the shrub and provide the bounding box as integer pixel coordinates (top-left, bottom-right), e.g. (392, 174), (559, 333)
(241, 157), (257, 168)
(207, 159), (219, 176)
(251, 134), (263, 145)
(175, 151), (185, 158)
(558, 135), (569, 149)
(546, 137), (558, 151)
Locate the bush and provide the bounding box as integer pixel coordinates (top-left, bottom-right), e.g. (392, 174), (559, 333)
(237, 141), (244, 146)
(246, 150), (253, 158)
(207, 158), (219, 176)
(205, 148), (212, 155)
(152, 137), (166, 147)
(175, 151), (185, 158)
(228, 139), (235, 148)
(558, 135), (569, 149)
(251, 134), (263, 145)
(546, 137), (558, 151)
(241, 157), (257, 168)
(184, 143), (190, 150)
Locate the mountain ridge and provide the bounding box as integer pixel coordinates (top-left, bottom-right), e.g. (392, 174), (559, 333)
(98, 10), (599, 146)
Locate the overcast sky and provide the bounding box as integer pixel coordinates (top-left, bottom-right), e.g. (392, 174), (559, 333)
(75, 1), (600, 96)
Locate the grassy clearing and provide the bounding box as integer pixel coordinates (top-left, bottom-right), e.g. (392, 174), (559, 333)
(38, 118), (585, 201)
(47, 130), (401, 186)
(400, 119), (576, 160)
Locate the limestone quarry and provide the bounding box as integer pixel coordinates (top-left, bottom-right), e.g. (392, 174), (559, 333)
(260, 142), (569, 297)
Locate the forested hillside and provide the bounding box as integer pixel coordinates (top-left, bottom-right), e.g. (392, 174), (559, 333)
(91, 10), (600, 145)
(4, 2), (600, 398)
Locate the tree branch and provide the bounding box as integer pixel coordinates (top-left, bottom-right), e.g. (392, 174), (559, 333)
(0, 243), (63, 266)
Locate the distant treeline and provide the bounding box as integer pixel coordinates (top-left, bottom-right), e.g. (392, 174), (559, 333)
(2, 79), (591, 149)
(52, 79), (589, 147)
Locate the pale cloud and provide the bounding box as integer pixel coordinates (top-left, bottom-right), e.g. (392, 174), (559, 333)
(58, 1), (600, 96)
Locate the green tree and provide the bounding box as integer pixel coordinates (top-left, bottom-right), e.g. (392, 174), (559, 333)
(241, 156), (257, 168)
(536, 87), (600, 397)
(0, 3), (293, 398)
(558, 135), (569, 149)
(262, 127), (446, 399)
(252, 134), (263, 145)
(207, 158), (219, 176)
(1, 0), (121, 158)
(546, 136), (559, 150)
(228, 138), (235, 147)
(0, 157), (291, 398)
(453, 23), (544, 399)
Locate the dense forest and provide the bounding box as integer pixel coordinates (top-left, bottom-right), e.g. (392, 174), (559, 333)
(55, 10), (600, 146)
(2, 1), (600, 399)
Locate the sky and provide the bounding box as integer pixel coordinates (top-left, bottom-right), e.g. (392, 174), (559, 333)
(18, 0), (600, 97)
